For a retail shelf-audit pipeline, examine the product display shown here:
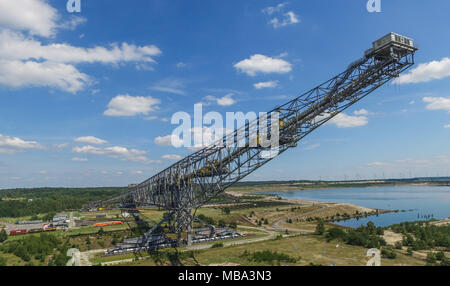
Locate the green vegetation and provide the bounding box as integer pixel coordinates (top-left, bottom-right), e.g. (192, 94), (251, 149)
(324, 222), (386, 248)
(240, 250), (299, 265)
(315, 219), (325, 235)
(390, 221), (450, 251)
(0, 255), (6, 266)
(381, 247), (397, 259)
(0, 233), (70, 265)
(211, 243), (224, 248)
(0, 229), (7, 243)
(0, 187), (126, 218)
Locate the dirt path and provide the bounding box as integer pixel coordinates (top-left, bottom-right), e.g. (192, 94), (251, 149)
(79, 249), (105, 266)
(272, 205), (328, 233)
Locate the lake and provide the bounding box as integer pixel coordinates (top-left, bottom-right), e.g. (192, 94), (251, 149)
(268, 185), (450, 228)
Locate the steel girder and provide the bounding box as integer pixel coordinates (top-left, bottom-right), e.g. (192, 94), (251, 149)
(93, 42), (417, 240)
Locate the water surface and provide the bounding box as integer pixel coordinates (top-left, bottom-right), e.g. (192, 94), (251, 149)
(268, 185), (450, 227)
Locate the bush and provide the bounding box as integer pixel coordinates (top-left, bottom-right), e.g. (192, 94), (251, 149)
(426, 252), (437, 264)
(241, 250), (298, 265)
(381, 247), (397, 259)
(407, 247), (413, 256)
(315, 219), (325, 235)
(436, 251), (445, 261)
(218, 219), (226, 228)
(326, 227), (347, 242)
(211, 243), (223, 248)
(0, 229), (7, 243)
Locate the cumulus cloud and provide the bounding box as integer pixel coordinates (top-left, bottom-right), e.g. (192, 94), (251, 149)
(154, 135), (184, 147)
(0, 60), (90, 93)
(423, 97), (450, 113)
(74, 136), (107, 145)
(444, 124), (450, 129)
(254, 80), (279, 89)
(0, 133), (43, 154)
(234, 54), (292, 76)
(72, 145), (159, 164)
(394, 58), (450, 84)
(328, 113), (368, 128)
(203, 94), (236, 106)
(104, 94), (160, 117)
(0, 0), (59, 37)
(0, 28), (161, 93)
(353, 109), (369, 115)
(162, 154), (183, 160)
(0, 30), (161, 65)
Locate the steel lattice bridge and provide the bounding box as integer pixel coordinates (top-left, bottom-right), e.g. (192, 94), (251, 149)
(87, 33), (417, 250)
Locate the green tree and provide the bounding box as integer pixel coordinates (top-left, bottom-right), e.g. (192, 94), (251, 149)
(315, 219), (325, 235)
(406, 247), (413, 256)
(0, 229), (7, 243)
(426, 252), (436, 264)
(97, 227), (105, 236)
(223, 207), (231, 215)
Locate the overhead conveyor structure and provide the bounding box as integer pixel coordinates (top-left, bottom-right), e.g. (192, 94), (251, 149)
(86, 33), (418, 247)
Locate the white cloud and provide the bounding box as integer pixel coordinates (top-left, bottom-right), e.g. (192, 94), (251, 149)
(0, 30), (162, 93)
(270, 11), (300, 28)
(59, 16), (87, 31)
(0, 30), (162, 65)
(0, 0), (58, 37)
(353, 109), (369, 115)
(176, 62), (187, 68)
(423, 97), (450, 113)
(444, 124), (450, 129)
(262, 3), (288, 15)
(0, 133), (43, 154)
(203, 94), (236, 106)
(328, 113), (368, 128)
(162, 154), (183, 160)
(74, 136), (107, 145)
(254, 80), (279, 89)
(409, 100), (415, 105)
(154, 135), (184, 147)
(262, 3), (300, 29)
(72, 157), (88, 162)
(72, 145), (159, 164)
(104, 94), (160, 117)
(394, 58), (450, 84)
(234, 54), (292, 76)
(0, 60), (90, 93)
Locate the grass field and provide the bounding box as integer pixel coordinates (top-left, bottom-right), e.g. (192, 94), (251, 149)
(117, 233), (425, 266)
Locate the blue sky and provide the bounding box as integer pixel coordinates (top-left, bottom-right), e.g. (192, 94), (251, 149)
(0, 0), (450, 188)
